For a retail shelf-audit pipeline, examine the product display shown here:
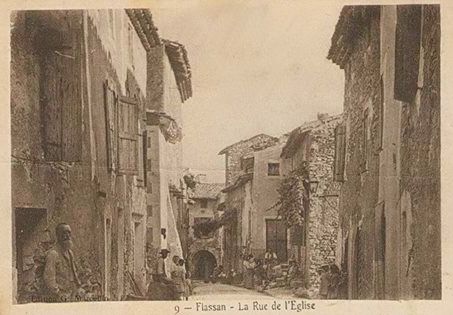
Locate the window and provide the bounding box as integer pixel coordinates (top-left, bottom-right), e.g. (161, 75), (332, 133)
(266, 219), (287, 263)
(200, 199), (208, 209)
(118, 96), (138, 174)
(147, 136), (151, 148)
(361, 109), (370, 172)
(146, 227), (153, 245)
(394, 5), (422, 103)
(193, 217), (214, 239)
(127, 23), (134, 68)
(241, 157), (254, 173)
(268, 163), (280, 176)
(377, 76), (384, 151)
(147, 182), (152, 194)
(146, 205), (153, 217)
(147, 159), (152, 171)
(334, 123), (346, 181)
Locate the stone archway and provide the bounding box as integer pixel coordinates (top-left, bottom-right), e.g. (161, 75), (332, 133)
(191, 250), (217, 281)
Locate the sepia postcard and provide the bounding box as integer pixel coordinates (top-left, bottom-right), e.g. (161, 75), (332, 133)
(1, 0), (452, 314)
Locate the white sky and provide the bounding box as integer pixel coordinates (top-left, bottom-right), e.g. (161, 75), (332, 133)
(151, 0), (345, 183)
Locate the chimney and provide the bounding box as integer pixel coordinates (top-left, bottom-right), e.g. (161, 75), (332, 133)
(317, 112), (329, 122)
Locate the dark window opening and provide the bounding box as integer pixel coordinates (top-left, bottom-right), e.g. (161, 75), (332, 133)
(268, 163), (280, 176)
(200, 199), (208, 209)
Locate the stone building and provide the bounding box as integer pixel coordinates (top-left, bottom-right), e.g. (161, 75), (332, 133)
(219, 134), (279, 186)
(11, 9), (191, 303)
(328, 5), (440, 299)
(186, 183), (224, 279)
(144, 38), (192, 278)
(280, 114), (342, 294)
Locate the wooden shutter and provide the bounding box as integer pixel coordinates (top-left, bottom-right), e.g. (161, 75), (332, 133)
(334, 123), (346, 182)
(118, 96), (138, 174)
(394, 5), (422, 103)
(41, 18), (82, 161)
(104, 81), (118, 172)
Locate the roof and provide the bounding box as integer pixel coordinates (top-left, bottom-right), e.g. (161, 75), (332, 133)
(191, 183), (225, 200)
(327, 6), (380, 69)
(163, 40), (193, 103)
(281, 114), (342, 159)
(218, 134), (279, 155)
(125, 9), (160, 51)
(222, 173), (253, 193)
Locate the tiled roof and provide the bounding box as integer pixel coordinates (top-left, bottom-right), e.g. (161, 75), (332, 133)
(191, 183), (224, 199)
(222, 173), (253, 193)
(163, 40), (193, 103)
(327, 6), (380, 69)
(218, 134), (279, 155)
(126, 9), (160, 51)
(281, 114), (342, 158)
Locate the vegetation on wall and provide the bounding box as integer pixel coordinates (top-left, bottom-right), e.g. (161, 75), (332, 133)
(273, 161), (310, 227)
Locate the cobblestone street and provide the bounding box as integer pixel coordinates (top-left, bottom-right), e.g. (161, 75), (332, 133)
(190, 281), (273, 300)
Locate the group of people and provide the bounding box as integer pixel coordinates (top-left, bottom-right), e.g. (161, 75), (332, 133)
(19, 222), (193, 303)
(147, 249), (192, 301)
(240, 250), (301, 291)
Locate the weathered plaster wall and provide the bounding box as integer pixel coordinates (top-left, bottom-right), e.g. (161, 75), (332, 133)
(11, 10), (149, 302)
(251, 144), (284, 258)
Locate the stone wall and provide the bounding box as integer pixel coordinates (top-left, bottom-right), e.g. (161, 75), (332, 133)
(306, 119), (341, 293)
(338, 9), (381, 299)
(399, 5), (441, 299)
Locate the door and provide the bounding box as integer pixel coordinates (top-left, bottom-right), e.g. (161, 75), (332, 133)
(266, 219), (287, 263)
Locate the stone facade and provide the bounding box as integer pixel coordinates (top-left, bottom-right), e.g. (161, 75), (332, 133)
(11, 9), (156, 302)
(281, 115), (341, 294)
(219, 134), (279, 186)
(328, 5), (440, 299)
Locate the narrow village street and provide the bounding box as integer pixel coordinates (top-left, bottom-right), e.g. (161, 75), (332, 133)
(9, 3), (441, 306)
(189, 281), (272, 300)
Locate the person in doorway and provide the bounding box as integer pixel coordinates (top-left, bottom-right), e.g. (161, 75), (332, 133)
(327, 264), (341, 299)
(318, 265), (330, 299)
(43, 223), (82, 302)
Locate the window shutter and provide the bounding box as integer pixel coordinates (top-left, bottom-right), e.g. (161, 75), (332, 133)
(394, 5), (422, 103)
(41, 24), (82, 162)
(118, 96), (138, 174)
(334, 124), (346, 182)
(104, 81), (118, 172)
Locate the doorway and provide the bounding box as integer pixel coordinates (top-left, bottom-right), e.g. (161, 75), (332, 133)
(266, 219), (287, 263)
(14, 207), (47, 300)
(192, 250), (217, 281)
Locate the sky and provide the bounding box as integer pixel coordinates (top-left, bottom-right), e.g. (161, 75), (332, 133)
(151, 0), (345, 183)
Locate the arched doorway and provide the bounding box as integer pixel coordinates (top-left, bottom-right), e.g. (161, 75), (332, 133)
(192, 250), (217, 281)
